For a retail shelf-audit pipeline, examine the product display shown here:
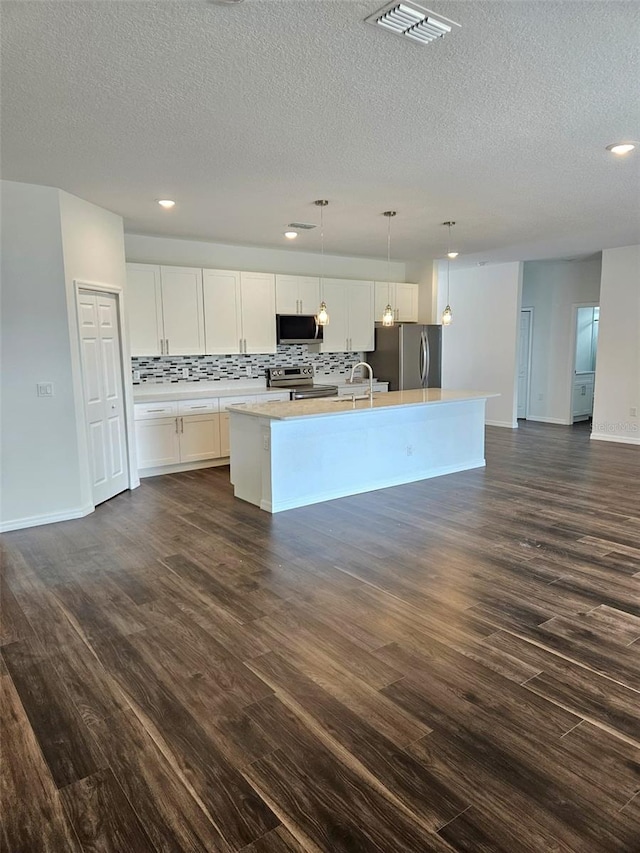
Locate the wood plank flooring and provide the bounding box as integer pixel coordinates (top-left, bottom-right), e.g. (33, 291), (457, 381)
(2, 420), (639, 852)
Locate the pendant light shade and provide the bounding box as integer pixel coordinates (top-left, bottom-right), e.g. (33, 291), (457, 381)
(315, 200), (329, 325)
(442, 220), (456, 327)
(382, 210), (397, 325)
(382, 304), (395, 326)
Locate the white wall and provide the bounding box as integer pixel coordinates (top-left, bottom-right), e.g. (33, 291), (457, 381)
(124, 233), (407, 282)
(406, 257), (437, 323)
(522, 256), (601, 424)
(438, 261), (523, 428)
(592, 245), (640, 445)
(0, 181), (128, 531)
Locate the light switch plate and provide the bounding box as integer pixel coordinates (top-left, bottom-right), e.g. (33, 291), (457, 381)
(37, 382), (54, 397)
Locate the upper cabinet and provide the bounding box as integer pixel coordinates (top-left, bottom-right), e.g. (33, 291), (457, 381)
(203, 269), (276, 354)
(275, 275), (321, 315)
(126, 263), (204, 356)
(374, 281), (419, 323)
(321, 279), (374, 353)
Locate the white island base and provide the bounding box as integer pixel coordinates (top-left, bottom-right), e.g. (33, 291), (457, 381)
(229, 389), (497, 513)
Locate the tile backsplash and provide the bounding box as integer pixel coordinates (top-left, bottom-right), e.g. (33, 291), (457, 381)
(131, 346), (363, 384)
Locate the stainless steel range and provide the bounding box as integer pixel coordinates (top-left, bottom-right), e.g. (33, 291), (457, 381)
(266, 366), (338, 400)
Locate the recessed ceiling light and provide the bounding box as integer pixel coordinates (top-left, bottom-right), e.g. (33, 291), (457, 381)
(606, 143), (635, 155)
(157, 199), (176, 209)
(284, 231), (298, 239)
(447, 251), (459, 259)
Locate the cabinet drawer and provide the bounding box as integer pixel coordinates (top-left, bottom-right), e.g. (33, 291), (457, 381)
(177, 398), (219, 415)
(219, 395), (258, 411)
(134, 401), (178, 420)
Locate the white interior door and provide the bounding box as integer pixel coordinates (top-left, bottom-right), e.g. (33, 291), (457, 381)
(517, 309), (532, 419)
(78, 290), (129, 505)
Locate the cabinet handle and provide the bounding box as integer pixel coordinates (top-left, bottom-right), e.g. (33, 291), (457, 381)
(180, 416), (184, 432)
(165, 339), (170, 354)
(189, 405), (208, 410)
(160, 339), (164, 355)
(244, 339), (247, 353)
(239, 339), (243, 353)
(175, 417), (179, 434)
(147, 408), (166, 413)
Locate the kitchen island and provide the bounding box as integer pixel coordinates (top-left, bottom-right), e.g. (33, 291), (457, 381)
(229, 389), (499, 512)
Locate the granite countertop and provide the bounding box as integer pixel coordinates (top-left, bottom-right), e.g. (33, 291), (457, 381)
(229, 389), (500, 422)
(132, 376), (388, 403)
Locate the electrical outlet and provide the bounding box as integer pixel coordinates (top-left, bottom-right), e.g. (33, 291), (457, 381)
(37, 382), (53, 397)
(631, 406), (638, 418)
(406, 445), (413, 456)
(246, 365), (252, 377)
(182, 367), (190, 379)
(538, 393), (544, 402)
(262, 435), (270, 451)
(133, 370), (141, 382)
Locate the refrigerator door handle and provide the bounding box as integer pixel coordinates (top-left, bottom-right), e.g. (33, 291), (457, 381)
(424, 331), (430, 389)
(419, 334), (425, 385)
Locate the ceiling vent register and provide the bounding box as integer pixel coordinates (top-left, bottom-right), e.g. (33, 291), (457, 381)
(366, 2), (460, 44)
(287, 222), (317, 230)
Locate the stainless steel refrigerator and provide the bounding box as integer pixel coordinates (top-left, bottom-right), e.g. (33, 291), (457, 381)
(366, 324), (442, 391)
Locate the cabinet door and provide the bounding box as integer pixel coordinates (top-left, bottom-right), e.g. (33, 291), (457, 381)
(347, 280), (375, 352)
(275, 275), (300, 314)
(394, 282), (419, 322)
(320, 279), (348, 353)
(374, 282), (392, 324)
(297, 277), (321, 315)
(179, 414), (221, 462)
(219, 412), (230, 456)
(240, 272), (276, 354)
(160, 267), (204, 355)
(135, 418), (180, 468)
(203, 269), (242, 354)
(126, 264), (163, 356)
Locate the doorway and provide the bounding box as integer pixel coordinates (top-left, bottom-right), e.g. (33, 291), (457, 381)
(77, 289), (130, 505)
(517, 308), (533, 419)
(571, 304), (599, 423)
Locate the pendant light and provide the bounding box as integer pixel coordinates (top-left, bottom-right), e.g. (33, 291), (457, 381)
(315, 199), (329, 325)
(382, 210), (397, 326)
(442, 220), (455, 326)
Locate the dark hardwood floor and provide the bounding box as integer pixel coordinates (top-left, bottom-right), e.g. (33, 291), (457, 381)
(2, 421), (639, 852)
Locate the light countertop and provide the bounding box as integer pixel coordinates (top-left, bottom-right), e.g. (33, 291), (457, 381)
(229, 389), (500, 421)
(132, 376), (387, 403)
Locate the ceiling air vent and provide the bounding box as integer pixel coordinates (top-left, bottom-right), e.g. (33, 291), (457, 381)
(365, 2), (460, 45)
(288, 222), (317, 230)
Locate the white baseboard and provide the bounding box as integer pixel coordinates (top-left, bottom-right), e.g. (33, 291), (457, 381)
(486, 420), (518, 429)
(139, 457), (230, 478)
(590, 433), (640, 446)
(0, 503), (95, 533)
(525, 416), (571, 425)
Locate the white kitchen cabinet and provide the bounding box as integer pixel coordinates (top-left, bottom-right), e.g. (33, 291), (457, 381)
(135, 398), (222, 470)
(126, 263), (204, 356)
(322, 278), (374, 352)
(160, 266), (205, 355)
(135, 417), (181, 468)
(203, 270), (276, 354)
(127, 264), (164, 356)
(241, 272), (277, 353)
(275, 275), (320, 315)
(374, 281), (419, 323)
(179, 414), (221, 462)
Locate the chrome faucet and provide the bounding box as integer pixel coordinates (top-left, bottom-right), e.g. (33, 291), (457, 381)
(350, 361), (374, 398)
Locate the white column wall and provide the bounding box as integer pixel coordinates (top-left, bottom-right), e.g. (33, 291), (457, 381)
(0, 182), (87, 528)
(592, 245), (640, 445)
(0, 181), (128, 531)
(438, 261), (523, 428)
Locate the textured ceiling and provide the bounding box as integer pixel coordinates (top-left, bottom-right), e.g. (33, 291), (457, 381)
(1, 0), (639, 264)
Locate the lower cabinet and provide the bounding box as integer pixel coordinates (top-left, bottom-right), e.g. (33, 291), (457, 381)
(572, 375), (595, 421)
(135, 414), (221, 468)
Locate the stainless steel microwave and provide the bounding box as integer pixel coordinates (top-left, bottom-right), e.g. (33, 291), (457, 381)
(276, 314), (323, 345)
